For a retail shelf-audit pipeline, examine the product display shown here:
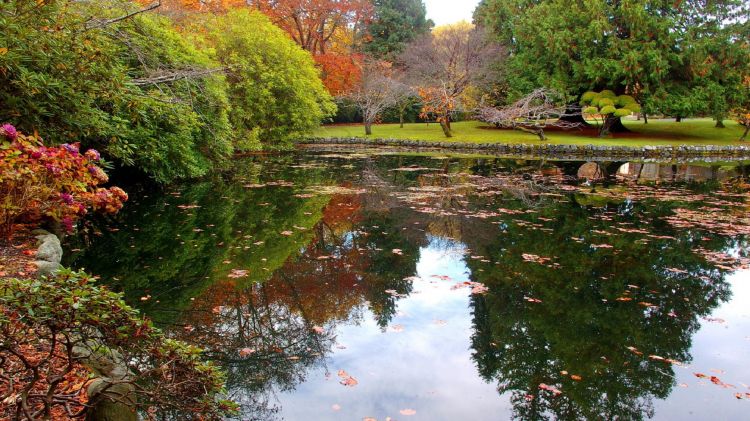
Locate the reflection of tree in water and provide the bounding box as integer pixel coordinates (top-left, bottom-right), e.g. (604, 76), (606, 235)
(68, 153), (750, 420)
(463, 195), (737, 420)
(165, 187), (424, 418)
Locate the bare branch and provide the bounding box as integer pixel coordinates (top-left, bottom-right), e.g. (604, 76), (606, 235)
(477, 88), (583, 140)
(84, 1), (162, 31)
(130, 68), (227, 87)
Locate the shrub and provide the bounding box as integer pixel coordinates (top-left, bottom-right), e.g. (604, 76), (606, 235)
(211, 9), (336, 149)
(0, 125), (127, 240)
(0, 269), (238, 420)
(580, 90), (641, 137)
(0, 1), (233, 183)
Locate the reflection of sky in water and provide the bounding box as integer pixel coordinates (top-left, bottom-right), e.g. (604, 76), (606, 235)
(278, 237), (512, 420)
(277, 243), (750, 420)
(654, 269), (750, 418)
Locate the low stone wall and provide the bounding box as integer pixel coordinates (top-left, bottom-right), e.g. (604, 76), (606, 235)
(301, 137), (750, 160)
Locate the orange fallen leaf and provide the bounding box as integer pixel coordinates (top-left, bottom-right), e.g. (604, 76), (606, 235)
(239, 348), (255, 357)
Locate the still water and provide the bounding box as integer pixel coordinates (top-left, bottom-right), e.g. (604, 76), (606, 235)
(66, 152), (750, 420)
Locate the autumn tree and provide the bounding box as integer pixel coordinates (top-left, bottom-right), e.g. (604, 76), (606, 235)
(346, 60), (410, 135)
(400, 22), (503, 137)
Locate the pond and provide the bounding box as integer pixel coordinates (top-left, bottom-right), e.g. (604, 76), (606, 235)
(65, 151), (750, 420)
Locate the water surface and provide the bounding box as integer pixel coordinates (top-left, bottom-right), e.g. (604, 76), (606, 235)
(67, 152), (750, 420)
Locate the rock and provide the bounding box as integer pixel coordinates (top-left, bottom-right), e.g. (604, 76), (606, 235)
(34, 260), (62, 277)
(35, 234), (62, 263)
(85, 380), (138, 421)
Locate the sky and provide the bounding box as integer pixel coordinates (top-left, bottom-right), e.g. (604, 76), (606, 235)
(424, 0), (481, 26)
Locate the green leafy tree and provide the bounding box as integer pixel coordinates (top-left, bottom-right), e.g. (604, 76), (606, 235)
(210, 9), (336, 150)
(364, 0), (433, 60)
(474, 0), (749, 128)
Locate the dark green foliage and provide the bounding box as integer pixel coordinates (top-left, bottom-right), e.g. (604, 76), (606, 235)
(474, 0), (749, 118)
(364, 0), (433, 60)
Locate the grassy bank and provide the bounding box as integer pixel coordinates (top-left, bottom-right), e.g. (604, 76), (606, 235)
(312, 119), (747, 147)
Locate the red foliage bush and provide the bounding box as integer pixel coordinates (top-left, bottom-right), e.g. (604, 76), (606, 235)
(0, 124), (128, 239)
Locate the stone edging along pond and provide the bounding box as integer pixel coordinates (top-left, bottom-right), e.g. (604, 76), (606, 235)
(301, 137), (750, 160)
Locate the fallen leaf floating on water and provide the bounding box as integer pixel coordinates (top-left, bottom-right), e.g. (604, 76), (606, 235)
(525, 297), (543, 303)
(539, 383), (562, 396)
(399, 409), (417, 416)
(648, 355), (683, 365)
(450, 281), (490, 295)
(238, 348), (255, 357)
(570, 375), (582, 381)
(702, 317), (726, 324)
(694, 373), (735, 388)
(280, 231), (293, 236)
(392, 248), (403, 255)
(228, 269), (249, 279)
(390, 324), (405, 333)
(331, 404), (341, 411)
(626, 346), (644, 356)
(312, 326), (325, 334)
(338, 370), (358, 387)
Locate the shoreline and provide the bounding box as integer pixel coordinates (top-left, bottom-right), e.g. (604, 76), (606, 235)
(300, 137), (750, 161)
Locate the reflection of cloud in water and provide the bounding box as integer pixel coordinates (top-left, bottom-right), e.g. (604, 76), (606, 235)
(277, 238), (509, 420)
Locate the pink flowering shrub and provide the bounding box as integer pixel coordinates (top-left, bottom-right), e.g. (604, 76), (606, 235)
(0, 124), (128, 239)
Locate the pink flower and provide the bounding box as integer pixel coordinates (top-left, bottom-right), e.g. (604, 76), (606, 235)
(1, 123), (17, 141)
(88, 166), (109, 183)
(61, 217), (74, 233)
(62, 143), (79, 155)
(60, 193), (74, 205)
(85, 149), (101, 161)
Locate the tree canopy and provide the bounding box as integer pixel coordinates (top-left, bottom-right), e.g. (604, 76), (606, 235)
(364, 0), (433, 60)
(474, 0), (749, 124)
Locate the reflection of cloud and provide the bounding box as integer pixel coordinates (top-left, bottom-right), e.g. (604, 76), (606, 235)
(277, 238), (510, 420)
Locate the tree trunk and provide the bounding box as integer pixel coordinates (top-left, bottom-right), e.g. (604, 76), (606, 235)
(608, 117), (629, 133)
(439, 120), (452, 137)
(715, 116), (725, 128)
(741, 125), (749, 142)
(676, 116), (682, 122)
(599, 116), (629, 137)
(399, 110), (404, 128)
(365, 122), (372, 136)
(643, 113), (648, 124)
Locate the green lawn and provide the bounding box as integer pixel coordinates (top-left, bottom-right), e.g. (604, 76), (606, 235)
(311, 118), (748, 147)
